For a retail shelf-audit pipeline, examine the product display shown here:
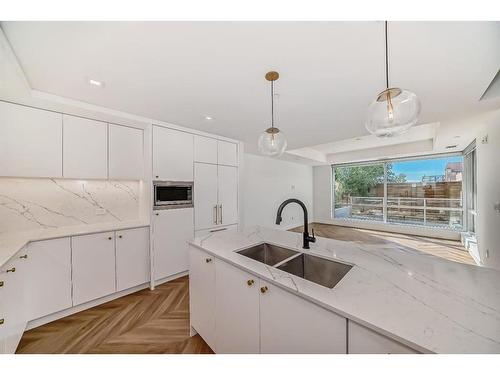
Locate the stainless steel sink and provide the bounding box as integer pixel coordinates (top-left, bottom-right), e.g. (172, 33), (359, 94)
(277, 253), (352, 289)
(237, 243), (299, 266)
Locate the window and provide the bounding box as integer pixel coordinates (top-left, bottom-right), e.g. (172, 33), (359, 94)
(332, 154), (464, 231)
(334, 163), (385, 221)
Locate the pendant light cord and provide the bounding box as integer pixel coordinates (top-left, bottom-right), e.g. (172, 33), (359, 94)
(385, 20), (389, 89)
(271, 80), (275, 129)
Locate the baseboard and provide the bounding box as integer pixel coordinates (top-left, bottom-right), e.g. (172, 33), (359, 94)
(153, 270), (189, 288)
(26, 282), (151, 330)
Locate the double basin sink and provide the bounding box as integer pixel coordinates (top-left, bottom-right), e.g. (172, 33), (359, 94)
(237, 243), (352, 289)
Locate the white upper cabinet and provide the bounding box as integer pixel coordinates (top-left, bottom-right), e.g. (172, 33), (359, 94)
(217, 140), (238, 166)
(115, 227), (150, 291)
(194, 136), (238, 166)
(153, 126), (193, 181)
(25, 238), (72, 321)
(194, 136), (218, 164)
(63, 115), (107, 179)
(109, 124), (144, 180)
(0, 101), (62, 178)
(71, 232), (116, 306)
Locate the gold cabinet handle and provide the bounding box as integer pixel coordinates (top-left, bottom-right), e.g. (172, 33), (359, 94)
(19, 254), (28, 259)
(260, 286), (268, 294)
(205, 258), (213, 263)
(247, 279), (255, 286)
(0, 281), (4, 287)
(6, 267), (15, 273)
(118, 235), (123, 239)
(155, 213), (159, 216)
(0, 318), (4, 325)
(108, 236), (113, 240)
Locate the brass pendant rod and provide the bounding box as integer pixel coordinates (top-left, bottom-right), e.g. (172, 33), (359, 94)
(385, 20), (389, 90)
(271, 80), (275, 129)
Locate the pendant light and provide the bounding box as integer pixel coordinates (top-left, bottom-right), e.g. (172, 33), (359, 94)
(366, 21), (421, 137)
(258, 71), (287, 157)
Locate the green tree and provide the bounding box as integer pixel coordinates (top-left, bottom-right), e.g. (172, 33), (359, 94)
(334, 163), (406, 202)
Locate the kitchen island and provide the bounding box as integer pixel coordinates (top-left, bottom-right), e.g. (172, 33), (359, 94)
(188, 226), (500, 354)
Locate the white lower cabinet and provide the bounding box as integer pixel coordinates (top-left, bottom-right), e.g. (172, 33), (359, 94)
(116, 227), (150, 291)
(347, 320), (418, 354)
(153, 208), (194, 280)
(71, 232), (117, 306)
(25, 238), (72, 320)
(215, 259), (259, 353)
(189, 246), (216, 350)
(0, 253), (27, 354)
(259, 280), (346, 353)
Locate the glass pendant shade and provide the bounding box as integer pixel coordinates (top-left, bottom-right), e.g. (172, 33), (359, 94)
(365, 88), (421, 137)
(258, 127), (287, 157)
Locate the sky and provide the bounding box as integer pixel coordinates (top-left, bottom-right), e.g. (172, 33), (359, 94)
(391, 156), (463, 182)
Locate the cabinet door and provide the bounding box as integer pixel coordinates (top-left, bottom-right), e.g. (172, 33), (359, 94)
(116, 227), (150, 291)
(194, 163), (218, 230)
(259, 280), (347, 353)
(0, 101), (62, 178)
(25, 238), (72, 320)
(153, 208), (193, 280)
(194, 136), (217, 164)
(347, 321), (418, 354)
(218, 165), (238, 226)
(0, 255), (27, 353)
(189, 246), (216, 350)
(71, 232), (116, 305)
(153, 126), (193, 181)
(63, 114), (107, 179)
(215, 260), (259, 353)
(217, 140), (238, 166)
(109, 124), (144, 180)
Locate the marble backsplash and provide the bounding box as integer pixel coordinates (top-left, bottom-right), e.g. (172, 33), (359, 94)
(0, 178), (140, 234)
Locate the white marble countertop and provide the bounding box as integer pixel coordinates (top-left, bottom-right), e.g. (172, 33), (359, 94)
(189, 226), (500, 354)
(0, 220), (150, 268)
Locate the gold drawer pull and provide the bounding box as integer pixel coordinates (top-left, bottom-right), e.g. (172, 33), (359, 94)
(0, 281), (4, 287)
(118, 235), (123, 239)
(247, 279), (255, 286)
(0, 318), (4, 325)
(260, 286), (268, 294)
(205, 258), (213, 263)
(6, 267), (15, 273)
(19, 254), (28, 259)
(108, 237), (113, 240)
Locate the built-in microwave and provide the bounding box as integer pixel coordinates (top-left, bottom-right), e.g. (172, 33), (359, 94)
(153, 181), (193, 210)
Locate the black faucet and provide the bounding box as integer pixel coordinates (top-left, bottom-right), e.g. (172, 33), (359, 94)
(275, 198), (316, 249)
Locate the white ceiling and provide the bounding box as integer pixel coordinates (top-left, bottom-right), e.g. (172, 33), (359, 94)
(1, 21), (500, 153)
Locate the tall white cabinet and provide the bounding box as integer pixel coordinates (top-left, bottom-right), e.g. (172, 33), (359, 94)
(153, 208), (194, 281)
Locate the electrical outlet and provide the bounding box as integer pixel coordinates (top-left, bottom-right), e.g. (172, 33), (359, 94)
(95, 208), (107, 216)
(481, 134), (488, 144)
(291, 184), (295, 191)
(494, 202), (500, 213)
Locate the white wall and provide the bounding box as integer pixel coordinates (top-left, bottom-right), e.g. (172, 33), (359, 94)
(476, 109), (500, 269)
(241, 153), (313, 230)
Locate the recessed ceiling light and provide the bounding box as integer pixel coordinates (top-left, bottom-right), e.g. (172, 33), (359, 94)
(204, 116), (213, 121)
(88, 79), (104, 87)
(445, 145), (458, 149)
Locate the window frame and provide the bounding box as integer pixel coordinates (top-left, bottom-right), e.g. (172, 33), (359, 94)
(332, 151), (465, 231)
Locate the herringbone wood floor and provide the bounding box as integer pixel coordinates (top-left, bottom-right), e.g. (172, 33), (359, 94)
(16, 276), (213, 354)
